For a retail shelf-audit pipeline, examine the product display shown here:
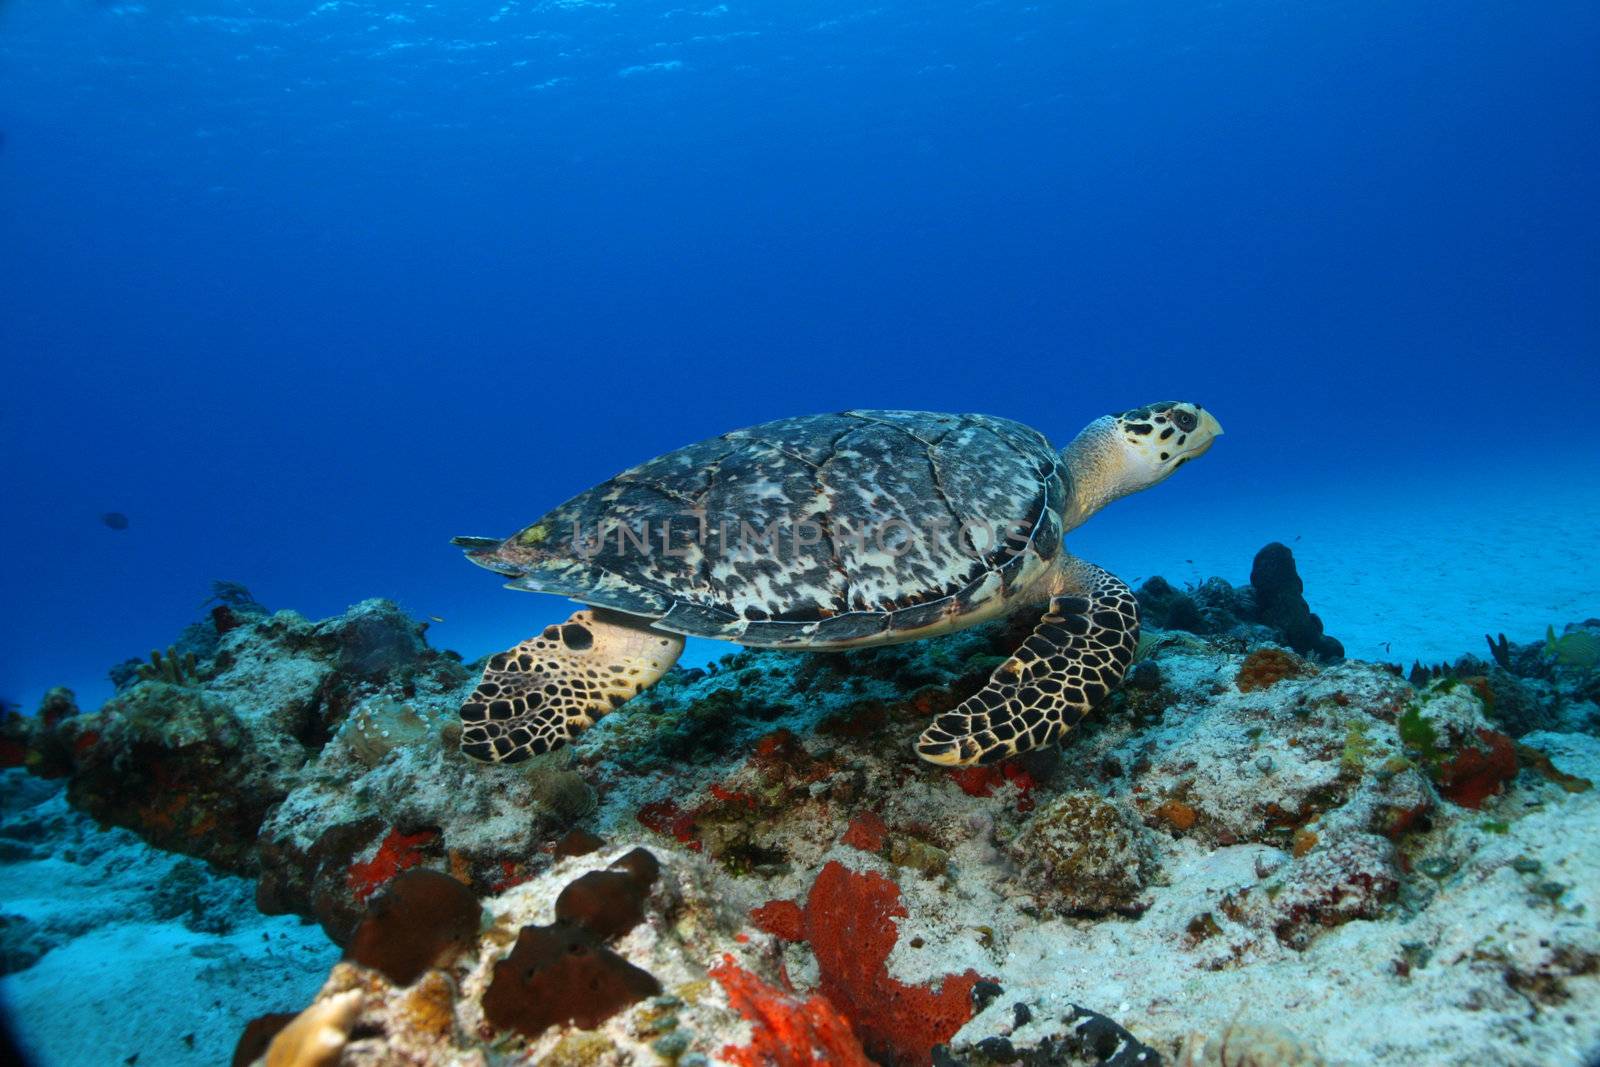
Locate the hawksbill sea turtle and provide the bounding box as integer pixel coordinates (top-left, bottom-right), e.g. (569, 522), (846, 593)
(453, 404), (1223, 767)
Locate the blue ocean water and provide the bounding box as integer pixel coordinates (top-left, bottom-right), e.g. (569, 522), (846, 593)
(2, 0), (1597, 712)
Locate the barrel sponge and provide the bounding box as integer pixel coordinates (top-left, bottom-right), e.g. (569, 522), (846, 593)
(1251, 542), (1344, 660)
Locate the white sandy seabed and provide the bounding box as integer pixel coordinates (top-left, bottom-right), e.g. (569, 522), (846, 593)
(0, 782), (338, 1067)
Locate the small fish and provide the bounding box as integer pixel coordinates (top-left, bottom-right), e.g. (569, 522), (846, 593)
(101, 511), (130, 531)
(1545, 625), (1600, 669)
(429, 615), (445, 623)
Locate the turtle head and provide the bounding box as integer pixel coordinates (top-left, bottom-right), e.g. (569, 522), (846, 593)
(1108, 401), (1224, 485)
(1060, 401), (1223, 531)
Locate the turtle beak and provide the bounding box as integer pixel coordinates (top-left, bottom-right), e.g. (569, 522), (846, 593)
(1191, 409), (1224, 455)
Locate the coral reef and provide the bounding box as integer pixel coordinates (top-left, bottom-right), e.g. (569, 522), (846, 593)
(0, 687), (79, 779)
(1402, 620), (1599, 738)
(799, 860), (988, 1066)
(1228, 830), (1401, 950)
(335, 695), (436, 769)
(10, 551), (1600, 1066)
(109, 580), (269, 692)
(1399, 679), (1519, 808)
(1233, 647), (1306, 692)
(26, 598), (469, 876)
(2, 597), (591, 939)
(710, 952), (870, 1066)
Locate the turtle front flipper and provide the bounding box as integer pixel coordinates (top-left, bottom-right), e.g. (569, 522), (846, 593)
(916, 558), (1139, 767)
(460, 608), (684, 764)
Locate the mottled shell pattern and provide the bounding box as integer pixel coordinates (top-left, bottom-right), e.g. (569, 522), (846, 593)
(466, 410), (1068, 648)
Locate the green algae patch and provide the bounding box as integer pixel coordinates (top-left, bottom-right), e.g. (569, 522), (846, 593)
(1397, 703), (1441, 767)
(1341, 721), (1374, 779)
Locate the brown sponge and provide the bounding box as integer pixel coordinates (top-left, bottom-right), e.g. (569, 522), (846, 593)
(484, 847), (664, 1038)
(552, 827), (606, 858)
(553, 847), (662, 940)
(345, 869), (482, 985)
(481, 920), (662, 1034)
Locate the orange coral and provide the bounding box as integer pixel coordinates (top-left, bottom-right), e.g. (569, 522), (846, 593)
(710, 783), (760, 809)
(947, 763), (1037, 811)
(348, 828), (438, 904)
(802, 861), (987, 1067)
(841, 812), (888, 853)
(751, 900), (805, 943)
(400, 971), (457, 1039)
(1235, 648), (1305, 692)
(636, 798), (702, 851)
(711, 954), (871, 1067)
(1436, 729), (1518, 809)
(1155, 799), (1199, 831)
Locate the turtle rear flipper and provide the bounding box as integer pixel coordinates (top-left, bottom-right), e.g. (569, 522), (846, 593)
(460, 608), (684, 764)
(915, 558), (1139, 767)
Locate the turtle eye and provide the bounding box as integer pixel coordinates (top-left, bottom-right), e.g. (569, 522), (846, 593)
(1172, 409), (1198, 433)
